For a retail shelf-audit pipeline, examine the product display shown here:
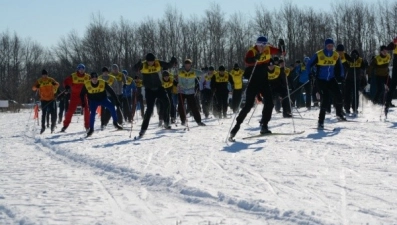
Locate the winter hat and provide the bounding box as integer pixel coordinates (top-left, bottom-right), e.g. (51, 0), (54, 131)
(234, 63), (239, 68)
(134, 75), (139, 79)
(380, 45), (387, 51)
(278, 59), (284, 64)
(256, 36), (268, 45)
(295, 60), (301, 64)
(184, 59), (192, 64)
(102, 67), (109, 72)
(111, 64), (119, 70)
(336, 44), (345, 51)
(170, 56), (177, 64)
(41, 69), (48, 75)
(304, 57), (310, 63)
(273, 57), (280, 64)
(90, 72), (98, 78)
(77, 64), (85, 70)
(324, 38), (334, 46)
(122, 70), (128, 75)
(208, 66), (215, 71)
(218, 65), (226, 71)
(162, 70), (170, 77)
(145, 53), (155, 61)
(350, 49), (359, 57)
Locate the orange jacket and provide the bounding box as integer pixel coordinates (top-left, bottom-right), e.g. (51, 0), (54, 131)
(32, 76), (59, 101)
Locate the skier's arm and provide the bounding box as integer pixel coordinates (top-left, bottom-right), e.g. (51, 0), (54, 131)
(105, 83), (120, 106)
(80, 86), (88, 106)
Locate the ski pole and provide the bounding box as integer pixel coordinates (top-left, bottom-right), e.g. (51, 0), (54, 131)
(226, 61), (258, 142)
(282, 80), (309, 100)
(279, 40), (296, 133)
(247, 101), (258, 125)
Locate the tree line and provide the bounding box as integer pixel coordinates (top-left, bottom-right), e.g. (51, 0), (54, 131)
(0, 0), (396, 103)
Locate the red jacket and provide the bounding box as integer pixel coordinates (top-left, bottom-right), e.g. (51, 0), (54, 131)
(64, 72), (90, 99)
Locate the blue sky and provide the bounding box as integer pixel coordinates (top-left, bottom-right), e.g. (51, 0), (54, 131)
(1, 0), (378, 48)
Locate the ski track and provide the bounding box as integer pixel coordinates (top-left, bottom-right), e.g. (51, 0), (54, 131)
(2, 103), (397, 224)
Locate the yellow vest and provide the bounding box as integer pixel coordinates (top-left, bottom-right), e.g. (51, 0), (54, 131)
(125, 76), (134, 85)
(214, 72), (230, 83)
(109, 71), (124, 82)
(230, 69), (243, 89)
(268, 66), (281, 80)
(162, 77), (174, 89)
(98, 75), (116, 86)
(348, 58), (363, 68)
(141, 60), (161, 74)
(169, 74), (178, 94)
(85, 80), (106, 94)
(285, 67), (291, 77)
(72, 72), (90, 84)
(135, 79), (143, 88)
(316, 50), (339, 66)
(249, 46), (271, 63)
(375, 54), (391, 66)
(339, 52), (346, 63)
(204, 74), (213, 81)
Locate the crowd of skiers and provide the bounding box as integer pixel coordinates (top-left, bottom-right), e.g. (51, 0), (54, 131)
(31, 36), (397, 139)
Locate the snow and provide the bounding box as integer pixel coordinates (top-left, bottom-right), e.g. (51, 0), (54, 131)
(1, 95), (397, 225)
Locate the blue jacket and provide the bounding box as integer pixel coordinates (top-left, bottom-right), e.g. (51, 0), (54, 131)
(306, 42), (344, 81)
(122, 82), (137, 97)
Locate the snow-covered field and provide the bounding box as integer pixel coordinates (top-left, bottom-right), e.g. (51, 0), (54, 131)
(1, 96), (397, 225)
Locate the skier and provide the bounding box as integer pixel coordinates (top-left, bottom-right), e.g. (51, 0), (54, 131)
(367, 46), (391, 105)
(267, 58), (292, 117)
(121, 71), (137, 123)
(57, 88), (70, 124)
(211, 65), (234, 118)
(175, 59), (206, 127)
(298, 57), (313, 110)
(134, 75), (145, 118)
(159, 71), (176, 125)
(305, 38), (346, 129)
(200, 66), (215, 119)
(229, 36), (284, 140)
(384, 37), (397, 113)
(60, 64), (91, 132)
(229, 63), (244, 113)
(32, 69), (59, 134)
(343, 50), (366, 114)
(109, 64), (126, 125)
(80, 72), (122, 137)
(99, 66), (117, 129)
(133, 53), (177, 137)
